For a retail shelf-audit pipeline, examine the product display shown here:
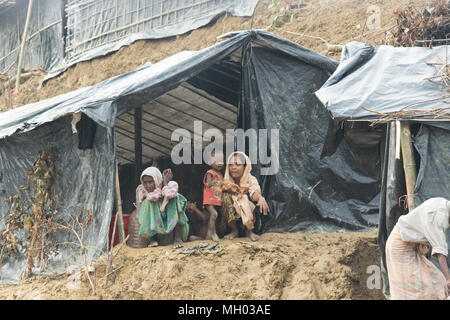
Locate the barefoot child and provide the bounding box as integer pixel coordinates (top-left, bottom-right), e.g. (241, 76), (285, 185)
(186, 152), (224, 241)
(186, 201), (209, 241)
(202, 152), (224, 241)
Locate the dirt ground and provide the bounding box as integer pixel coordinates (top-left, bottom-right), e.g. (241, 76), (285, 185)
(2, 0), (430, 110)
(0, 230), (384, 300)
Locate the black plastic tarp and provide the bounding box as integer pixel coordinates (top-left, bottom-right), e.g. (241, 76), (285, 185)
(0, 30), (387, 282)
(414, 123), (450, 271)
(315, 41), (449, 121)
(238, 39), (382, 233)
(0, 0), (64, 75)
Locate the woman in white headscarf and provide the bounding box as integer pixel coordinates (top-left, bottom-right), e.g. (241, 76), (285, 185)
(220, 152), (269, 241)
(136, 167), (189, 248)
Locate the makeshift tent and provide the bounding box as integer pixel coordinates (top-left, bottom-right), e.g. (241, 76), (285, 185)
(0, 30), (385, 283)
(315, 41), (450, 297)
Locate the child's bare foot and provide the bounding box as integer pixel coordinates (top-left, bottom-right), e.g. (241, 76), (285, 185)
(246, 229), (260, 241)
(189, 235), (204, 241)
(148, 240), (158, 247)
(173, 237), (184, 248)
(224, 230), (238, 240)
(205, 205), (219, 241)
(186, 202), (197, 213)
(173, 223), (184, 248)
(206, 232), (220, 242)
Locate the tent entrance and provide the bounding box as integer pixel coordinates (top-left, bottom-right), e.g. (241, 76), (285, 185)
(114, 54), (241, 215)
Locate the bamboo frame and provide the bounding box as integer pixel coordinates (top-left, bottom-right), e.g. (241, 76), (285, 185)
(116, 144), (153, 162)
(134, 106), (142, 187)
(116, 127), (170, 156)
(400, 121), (417, 212)
(64, 0), (235, 58)
(116, 123), (172, 151)
(116, 153), (134, 163)
(166, 92), (236, 126)
(395, 120), (401, 160)
(192, 74), (240, 95)
(126, 110), (175, 134)
(140, 108), (202, 139)
(0, 20), (62, 67)
(15, 0), (34, 92)
(153, 98), (227, 131)
(116, 115), (174, 144)
(114, 164), (126, 243)
(180, 84), (238, 114)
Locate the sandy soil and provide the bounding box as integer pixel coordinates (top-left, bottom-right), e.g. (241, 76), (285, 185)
(0, 230), (384, 300)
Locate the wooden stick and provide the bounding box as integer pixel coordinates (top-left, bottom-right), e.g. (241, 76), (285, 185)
(109, 205), (119, 253)
(0, 19), (61, 66)
(1, 62), (16, 76)
(102, 264), (124, 280)
(114, 164), (126, 243)
(400, 121), (417, 211)
(280, 30), (343, 52)
(5, 70), (44, 89)
(15, 0), (34, 93)
(395, 120), (401, 160)
(415, 39), (450, 43)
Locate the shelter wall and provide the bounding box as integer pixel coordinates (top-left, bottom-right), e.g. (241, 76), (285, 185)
(0, 115), (115, 283)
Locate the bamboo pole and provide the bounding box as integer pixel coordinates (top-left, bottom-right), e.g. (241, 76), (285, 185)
(395, 120), (401, 160)
(15, 0), (34, 93)
(134, 106), (143, 187)
(400, 121), (417, 211)
(0, 20), (61, 66)
(114, 164), (126, 243)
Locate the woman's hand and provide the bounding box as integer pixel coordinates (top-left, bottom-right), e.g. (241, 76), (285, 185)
(256, 196), (269, 215)
(222, 181), (239, 193)
(162, 168), (173, 186)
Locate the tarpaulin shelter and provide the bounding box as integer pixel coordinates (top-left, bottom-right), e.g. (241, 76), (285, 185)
(0, 0), (260, 78)
(0, 0), (65, 76)
(0, 29), (386, 283)
(315, 41), (450, 297)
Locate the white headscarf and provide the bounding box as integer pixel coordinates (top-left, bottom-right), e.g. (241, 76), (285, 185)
(223, 152), (256, 230)
(140, 167), (162, 188)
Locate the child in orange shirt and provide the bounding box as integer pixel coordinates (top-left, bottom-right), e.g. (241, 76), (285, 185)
(186, 152), (223, 241)
(202, 152), (224, 241)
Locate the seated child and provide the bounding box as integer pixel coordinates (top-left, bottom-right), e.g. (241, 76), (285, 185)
(186, 152), (224, 241)
(186, 201), (209, 240)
